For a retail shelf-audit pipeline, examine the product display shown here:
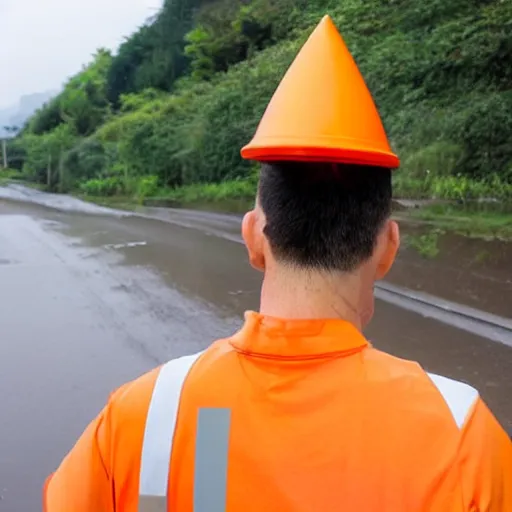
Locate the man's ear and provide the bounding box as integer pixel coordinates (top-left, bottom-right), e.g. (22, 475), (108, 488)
(242, 209), (266, 272)
(376, 219), (400, 280)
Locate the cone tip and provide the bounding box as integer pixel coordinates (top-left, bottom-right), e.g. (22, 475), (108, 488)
(319, 14), (335, 28)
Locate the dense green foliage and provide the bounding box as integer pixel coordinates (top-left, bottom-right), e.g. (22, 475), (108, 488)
(10, 0), (512, 203)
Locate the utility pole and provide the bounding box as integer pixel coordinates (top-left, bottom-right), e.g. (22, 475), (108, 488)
(1, 139), (6, 169)
(47, 153), (52, 189)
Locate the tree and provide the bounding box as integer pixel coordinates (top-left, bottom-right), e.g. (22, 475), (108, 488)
(21, 124), (77, 190)
(28, 50), (112, 137)
(106, 0), (206, 106)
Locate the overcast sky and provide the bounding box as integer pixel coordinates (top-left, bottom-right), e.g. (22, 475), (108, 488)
(0, 0), (161, 109)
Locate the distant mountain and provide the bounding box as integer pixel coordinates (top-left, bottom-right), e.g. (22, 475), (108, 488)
(0, 91), (57, 138)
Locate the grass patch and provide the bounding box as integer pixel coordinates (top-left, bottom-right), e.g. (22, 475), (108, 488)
(141, 178), (257, 213)
(393, 174), (512, 202)
(155, 178), (257, 203)
(0, 169), (24, 186)
(398, 204), (512, 241)
(402, 229), (444, 258)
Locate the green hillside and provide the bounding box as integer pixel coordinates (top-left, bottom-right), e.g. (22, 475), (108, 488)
(8, 0), (512, 205)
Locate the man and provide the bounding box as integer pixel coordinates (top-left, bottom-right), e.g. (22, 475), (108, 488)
(44, 15), (512, 512)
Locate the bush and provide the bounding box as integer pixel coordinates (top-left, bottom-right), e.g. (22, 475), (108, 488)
(402, 142), (463, 179)
(136, 175), (159, 202)
(0, 168), (25, 180)
(79, 177), (126, 197)
(62, 138), (108, 185)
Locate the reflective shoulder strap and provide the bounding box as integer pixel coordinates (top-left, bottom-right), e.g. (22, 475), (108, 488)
(139, 351), (204, 512)
(427, 372), (479, 429)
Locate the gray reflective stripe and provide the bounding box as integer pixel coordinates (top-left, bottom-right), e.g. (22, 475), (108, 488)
(138, 495), (167, 512)
(194, 408), (231, 512)
(427, 372), (479, 429)
(139, 351), (203, 507)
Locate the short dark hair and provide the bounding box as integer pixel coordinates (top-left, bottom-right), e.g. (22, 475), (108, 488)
(258, 161), (392, 272)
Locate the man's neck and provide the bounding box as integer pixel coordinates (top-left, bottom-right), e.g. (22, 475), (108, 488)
(259, 265), (365, 329)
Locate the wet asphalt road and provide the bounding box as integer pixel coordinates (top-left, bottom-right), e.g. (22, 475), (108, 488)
(0, 195), (511, 511)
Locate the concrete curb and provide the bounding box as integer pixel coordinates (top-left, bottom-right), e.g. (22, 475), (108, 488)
(375, 282), (512, 347)
(376, 282), (512, 331)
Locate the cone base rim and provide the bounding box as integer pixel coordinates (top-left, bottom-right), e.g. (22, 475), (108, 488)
(241, 145), (400, 169)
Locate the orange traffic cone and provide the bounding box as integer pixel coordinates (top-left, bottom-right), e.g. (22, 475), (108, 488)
(241, 15), (400, 169)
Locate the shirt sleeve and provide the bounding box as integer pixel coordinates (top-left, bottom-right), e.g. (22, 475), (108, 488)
(43, 399), (114, 512)
(459, 398), (512, 511)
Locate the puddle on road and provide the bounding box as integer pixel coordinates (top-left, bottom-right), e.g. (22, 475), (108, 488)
(57, 212), (262, 320)
(390, 224), (511, 318)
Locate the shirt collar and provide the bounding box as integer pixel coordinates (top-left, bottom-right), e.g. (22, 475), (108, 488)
(230, 311), (369, 360)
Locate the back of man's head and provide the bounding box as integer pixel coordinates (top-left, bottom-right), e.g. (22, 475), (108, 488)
(257, 161), (393, 272)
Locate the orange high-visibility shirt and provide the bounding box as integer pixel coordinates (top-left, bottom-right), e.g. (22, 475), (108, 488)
(44, 312), (512, 511)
